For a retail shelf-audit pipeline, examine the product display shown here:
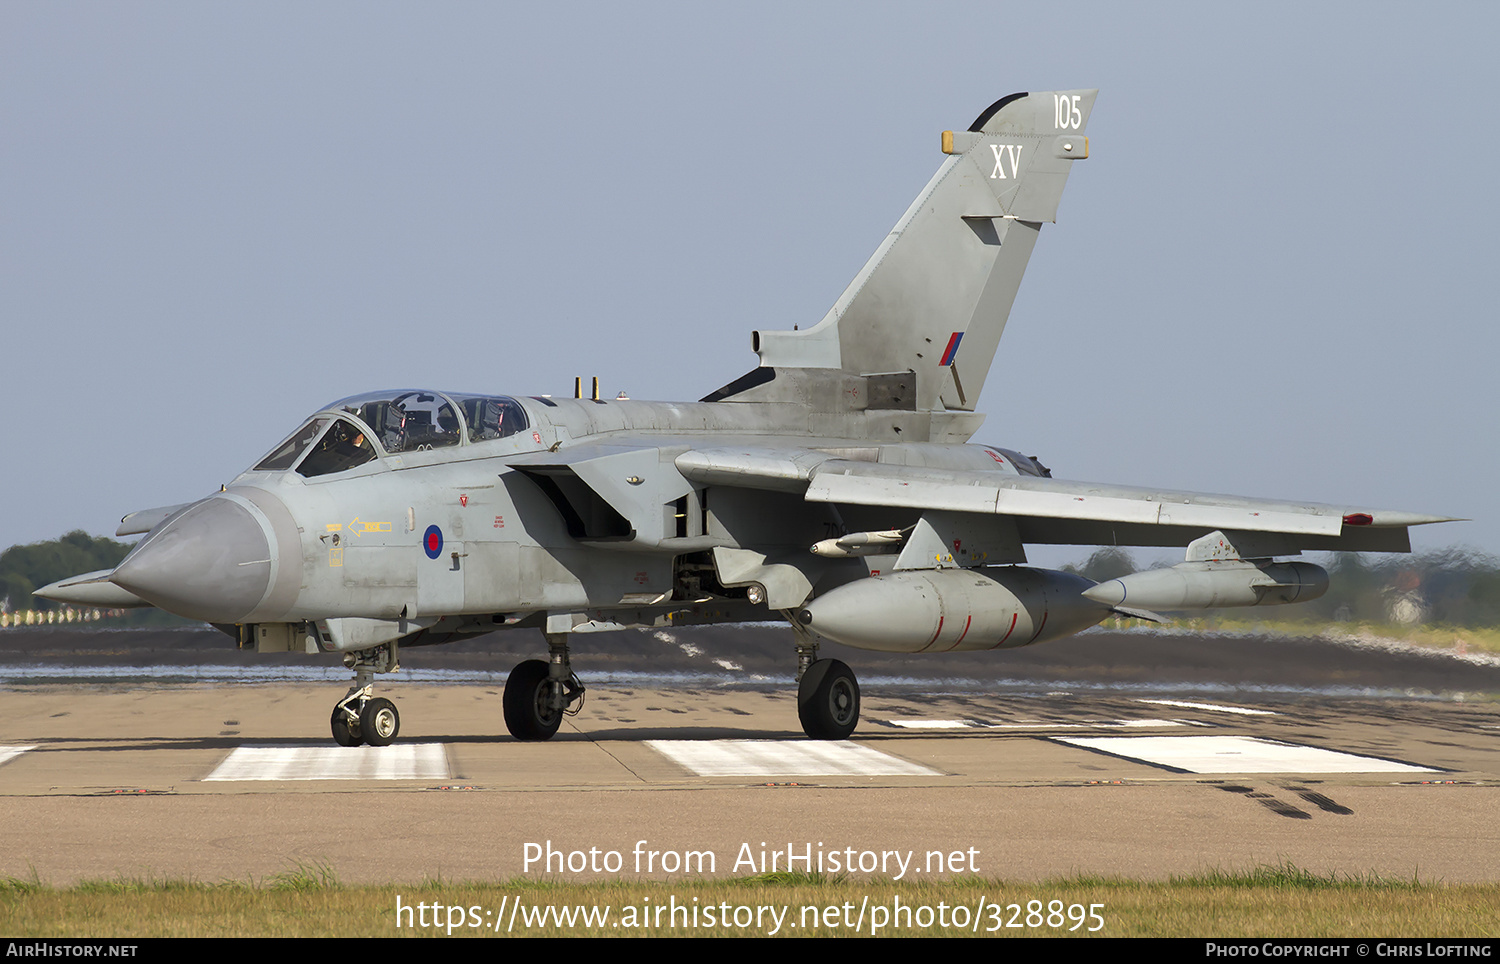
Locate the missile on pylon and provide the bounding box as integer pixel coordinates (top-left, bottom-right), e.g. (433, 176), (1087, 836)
(1081, 561), (1328, 611)
(809, 529), (907, 558)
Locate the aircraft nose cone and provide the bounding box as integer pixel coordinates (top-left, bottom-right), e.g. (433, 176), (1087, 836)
(110, 497), (273, 623)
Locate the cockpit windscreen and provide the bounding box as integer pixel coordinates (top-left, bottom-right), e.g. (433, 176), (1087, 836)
(251, 391), (535, 476)
(297, 419), (377, 477)
(253, 419), (328, 471)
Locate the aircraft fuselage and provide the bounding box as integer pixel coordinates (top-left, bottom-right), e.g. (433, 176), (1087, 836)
(107, 392), (1040, 653)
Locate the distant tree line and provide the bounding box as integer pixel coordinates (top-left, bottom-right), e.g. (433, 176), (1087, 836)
(1308, 548), (1500, 628)
(0, 531), (194, 626)
(0, 530), (131, 611)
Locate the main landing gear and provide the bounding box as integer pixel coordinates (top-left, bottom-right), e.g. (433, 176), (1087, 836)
(790, 612), (861, 740)
(330, 644), (401, 747)
(798, 658), (860, 740)
(503, 632), (585, 741)
(324, 619), (861, 744)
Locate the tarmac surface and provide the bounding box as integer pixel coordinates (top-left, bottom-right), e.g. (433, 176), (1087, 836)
(0, 623), (1497, 885)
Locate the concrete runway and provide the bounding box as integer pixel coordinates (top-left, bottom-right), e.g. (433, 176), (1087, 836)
(0, 625), (1498, 885)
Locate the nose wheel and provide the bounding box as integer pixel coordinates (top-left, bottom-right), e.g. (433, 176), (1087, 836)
(331, 704), (362, 746)
(360, 697), (400, 746)
(330, 694), (401, 747)
(330, 643), (401, 747)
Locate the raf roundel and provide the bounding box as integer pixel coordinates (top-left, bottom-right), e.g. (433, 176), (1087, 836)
(422, 525), (443, 560)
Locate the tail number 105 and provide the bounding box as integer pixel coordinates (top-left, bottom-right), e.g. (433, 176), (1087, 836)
(1054, 93), (1082, 130)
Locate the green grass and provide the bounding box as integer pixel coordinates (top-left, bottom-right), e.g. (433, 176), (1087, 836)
(1105, 615), (1500, 658)
(1, 863), (1495, 937)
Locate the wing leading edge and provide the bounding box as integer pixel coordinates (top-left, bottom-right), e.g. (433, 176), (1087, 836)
(675, 449), (1455, 554)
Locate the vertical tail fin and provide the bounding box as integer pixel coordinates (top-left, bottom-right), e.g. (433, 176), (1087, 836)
(742, 90), (1096, 414)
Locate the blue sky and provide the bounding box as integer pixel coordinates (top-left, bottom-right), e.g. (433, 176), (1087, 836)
(2, 2), (1494, 563)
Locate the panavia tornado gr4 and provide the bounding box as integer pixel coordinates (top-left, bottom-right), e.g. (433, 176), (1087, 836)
(38, 90), (1453, 747)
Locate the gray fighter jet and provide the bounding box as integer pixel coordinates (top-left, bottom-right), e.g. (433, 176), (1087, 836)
(38, 91), (1454, 746)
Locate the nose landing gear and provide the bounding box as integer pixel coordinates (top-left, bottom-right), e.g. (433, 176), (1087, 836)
(329, 643), (401, 747)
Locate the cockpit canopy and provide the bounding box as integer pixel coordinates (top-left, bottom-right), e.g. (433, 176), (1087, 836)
(251, 390), (530, 478)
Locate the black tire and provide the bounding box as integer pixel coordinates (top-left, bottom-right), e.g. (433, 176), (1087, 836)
(331, 706), (363, 747)
(504, 659), (563, 741)
(360, 697), (400, 747)
(798, 658), (860, 740)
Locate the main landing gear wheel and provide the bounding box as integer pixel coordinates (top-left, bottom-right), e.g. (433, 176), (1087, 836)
(503, 659), (563, 741)
(331, 706), (362, 746)
(360, 697), (400, 747)
(798, 658), (860, 740)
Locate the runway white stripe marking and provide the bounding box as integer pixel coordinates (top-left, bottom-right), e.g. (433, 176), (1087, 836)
(1055, 736), (1435, 774)
(0, 745), (35, 767)
(204, 744), (449, 782)
(882, 718), (1195, 730)
(1134, 699), (1277, 716)
(647, 740), (938, 777)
